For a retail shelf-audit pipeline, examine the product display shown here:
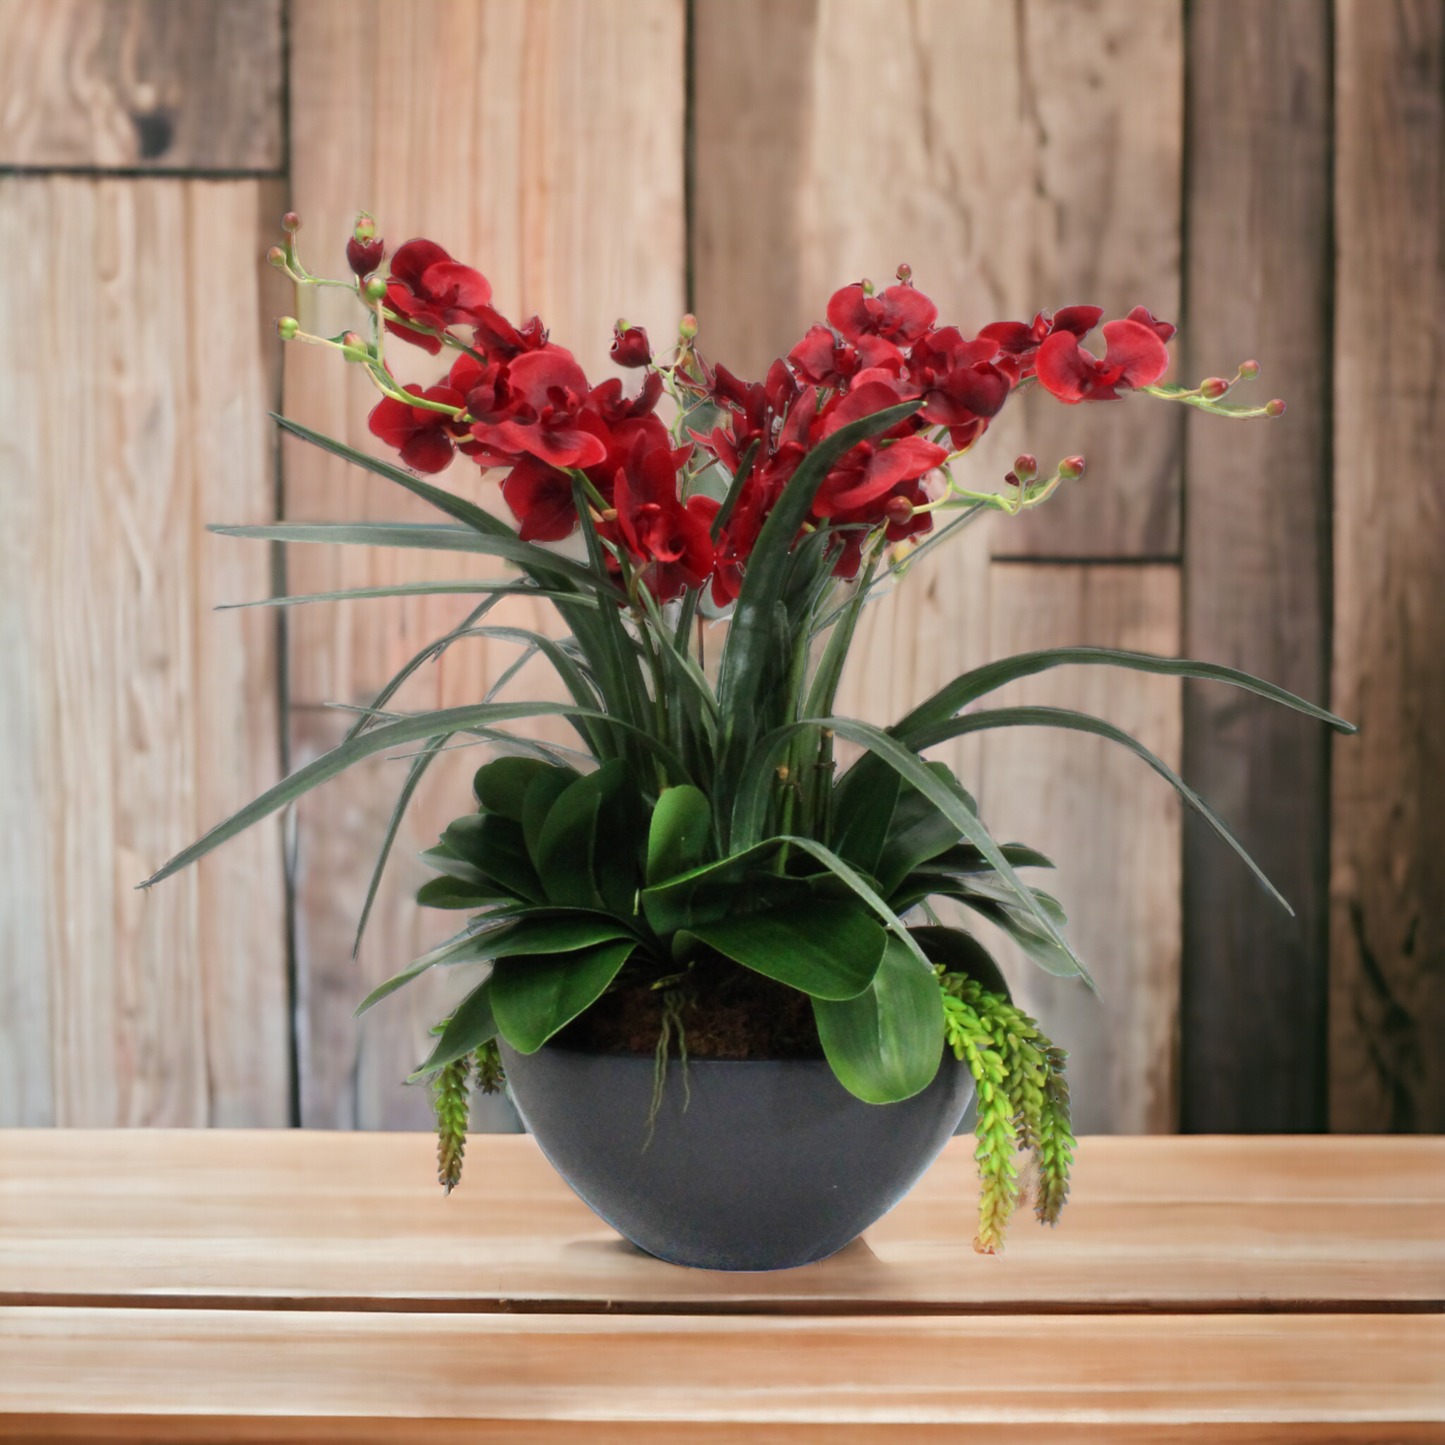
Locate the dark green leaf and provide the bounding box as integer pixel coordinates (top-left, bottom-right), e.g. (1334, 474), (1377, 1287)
(218, 581), (592, 610)
(908, 925), (1012, 1000)
(408, 978), (499, 1080)
(689, 898), (886, 1001)
(491, 939), (637, 1053)
(874, 760), (977, 896)
(445, 911), (635, 963)
(955, 896), (1084, 979)
(813, 934), (945, 1103)
(443, 813), (546, 904)
(416, 876), (513, 910)
(522, 764), (582, 862)
(829, 753), (901, 875)
(419, 843), (487, 885)
(475, 757), (572, 822)
(646, 785), (713, 886)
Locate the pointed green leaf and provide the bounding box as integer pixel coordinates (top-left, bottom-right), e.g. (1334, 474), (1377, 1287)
(813, 934), (945, 1103)
(522, 765), (581, 862)
(475, 757), (573, 822)
(443, 814), (546, 904)
(829, 753), (901, 875)
(491, 939), (637, 1053)
(646, 785), (713, 886)
(408, 978), (499, 1080)
(874, 761), (978, 896)
(689, 898), (886, 1001)
(443, 911), (635, 963)
(419, 843), (487, 885)
(416, 876), (513, 910)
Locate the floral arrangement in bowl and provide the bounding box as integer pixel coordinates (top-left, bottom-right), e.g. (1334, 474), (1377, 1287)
(146, 211), (1350, 1269)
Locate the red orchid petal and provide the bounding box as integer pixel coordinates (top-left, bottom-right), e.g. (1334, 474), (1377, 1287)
(1101, 318), (1170, 387)
(874, 284), (937, 343)
(368, 394), (420, 449)
(420, 260), (492, 313)
(1035, 331), (1097, 403)
(821, 437), (946, 512)
(505, 346), (592, 410)
(976, 320), (1037, 354)
(1050, 305), (1105, 339)
(825, 285), (875, 342)
(1125, 305), (1177, 344)
(819, 379), (911, 438)
(787, 325), (842, 385)
(501, 457), (577, 542)
(410, 385), (466, 426)
(389, 239), (452, 290)
(919, 362), (1010, 426)
(398, 428), (455, 473)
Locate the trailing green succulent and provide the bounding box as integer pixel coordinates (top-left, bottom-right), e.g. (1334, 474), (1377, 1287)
(148, 223), (1357, 1251)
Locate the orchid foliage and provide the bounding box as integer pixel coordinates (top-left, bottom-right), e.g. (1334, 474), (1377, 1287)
(147, 213), (1352, 1251)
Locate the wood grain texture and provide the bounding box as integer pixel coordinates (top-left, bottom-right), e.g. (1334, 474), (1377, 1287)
(0, 179), (288, 1126)
(0, 0), (283, 172)
(974, 565), (1182, 1135)
(8, 1132), (1440, 1311)
(1179, 1), (1335, 1131)
(283, 0), (686, 1129)
(4, 1308), (1442, 1438)
(1331, 0), (1445, 1133)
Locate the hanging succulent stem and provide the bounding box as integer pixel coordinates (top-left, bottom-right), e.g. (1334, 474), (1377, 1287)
(433, 1051), (472, 1195)
(938, 969), (1076, 1252)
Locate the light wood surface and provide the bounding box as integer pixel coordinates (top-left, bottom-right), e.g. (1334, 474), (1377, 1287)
(281, 0), (686, 1131)
(3, 1132), (1440, 1437)
(1180, 0), (1334, 1131)
(0, 179), (289, 1127)
(3, 1133), (1441, 1311)
(1330, 0), (1445, 1132)
(0, 0), (283, 171)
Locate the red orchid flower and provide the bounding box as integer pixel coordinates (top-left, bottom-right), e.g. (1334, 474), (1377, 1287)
(383, 239), (494, 355)
(826, 281), (938, 346)
(1036, 317), (1172, 403)
(500, 456), (578, 542)
(367, 382), (468, 473)
(468, 347), (609, 469)
(614, 434), (713, 601)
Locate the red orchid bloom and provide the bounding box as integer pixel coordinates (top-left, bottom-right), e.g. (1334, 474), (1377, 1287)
(826, 282), (938, 346)
(384, 239), (494, 355)
(1036, 317), (1172, 403)
(614, 433), (713, 601)
(367, 382), (468, 473)
(610, 323), (651, 368)
(468, 347), (609, 469)
(500, 456), (577, 542)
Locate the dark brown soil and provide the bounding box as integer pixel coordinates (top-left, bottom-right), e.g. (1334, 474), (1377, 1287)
(556, 957), (825, 1059)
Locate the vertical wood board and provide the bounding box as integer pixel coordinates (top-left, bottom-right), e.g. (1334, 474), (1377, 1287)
(0, 178), (288, 1126)
(0, 0), (284, 172)
(1179, 0), (1335, 1131)
(975, 563), (1183, 1135)
(284, 0), (686, 1128)
(1330, 0), (1445, 1132)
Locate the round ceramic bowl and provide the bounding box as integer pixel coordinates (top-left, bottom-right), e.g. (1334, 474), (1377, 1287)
(499, 1042), (974, 1271)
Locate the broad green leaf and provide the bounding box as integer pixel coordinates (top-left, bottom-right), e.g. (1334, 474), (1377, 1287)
(918, 842), (1055, 875)
(908, 925), (1012, 999)
(646, 785), (713, 886)
(892, 646), (1356, 742)
(689, 898), (886, 1001)
(640, 845), (780, 936)
(534, 765), (611, 908)
(408, 978), (499, 1080)
(522, 765), (581, 861)
(419, 843), (486, 885)
(829, 753), (902, 875)
(443, 911), (635, 963)
(813, 934), (945, 1103)
(874, 761), (977, 896)
(475, 757), (572, 822)
(491, 939), (637, 1053)
(947, 876), (1068, 927)
(443, 814), (545, 904)
(416, 876), (513, 910)
(354, 913), (528, 1013)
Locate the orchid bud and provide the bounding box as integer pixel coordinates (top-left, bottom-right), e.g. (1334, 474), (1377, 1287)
(883, 496), (914, 525)
(1238, 359), (1260, 381)
(281, 212), (300, 234)
(276, 316), (299, 341)
(353, 213), (377, 243)
(1201, 376), (1230, 400)
(267, 245), (287, 269)
(610, 322), (651, 368)
(340, 331), (366, 360)
(347, 235), (385, 278)
(896, 262), (912, 284)
(1003, 471), (1021, 489)
(1265, 398), (1286, 417)
(678, 313), (698, 340)
(861, 278), (875, 296)
(363, 275), (388, 303)
(1059, 455), (1086, 480)
(1013, 453), (1038, 483)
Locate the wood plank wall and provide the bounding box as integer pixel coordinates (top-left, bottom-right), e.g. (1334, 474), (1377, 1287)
(0, 0), (1440, 1136)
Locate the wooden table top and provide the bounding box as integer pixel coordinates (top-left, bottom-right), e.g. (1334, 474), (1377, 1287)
(3, 1130), (1443, 1440)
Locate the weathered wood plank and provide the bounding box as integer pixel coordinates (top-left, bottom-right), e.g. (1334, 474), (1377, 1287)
(4, 1307), (1442, 1439)
(975, 564), (1182, 1135)
(283, 0), (686, 1128)
(0, 0), (283, 172)
(0, 179), (288, 1125)
(4, 1132), (1443, 1310)
(1331, 0), (1445, 1132)
(1178, 0), (1334, 1132)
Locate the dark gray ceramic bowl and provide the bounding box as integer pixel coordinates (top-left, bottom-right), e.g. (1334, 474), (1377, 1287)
(499, 1041), (975, 1271)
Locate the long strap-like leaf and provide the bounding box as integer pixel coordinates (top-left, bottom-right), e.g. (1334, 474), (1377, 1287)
(141, 701), (694, 890)
(892, 646), (1356, 741)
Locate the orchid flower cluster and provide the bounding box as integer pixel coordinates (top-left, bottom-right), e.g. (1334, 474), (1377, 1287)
(144, 212), (1347, 1254)
(271, 212), (1281, 613)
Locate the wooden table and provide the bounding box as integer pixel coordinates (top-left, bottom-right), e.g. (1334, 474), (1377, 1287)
(1, 1132), (1441, 1441)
